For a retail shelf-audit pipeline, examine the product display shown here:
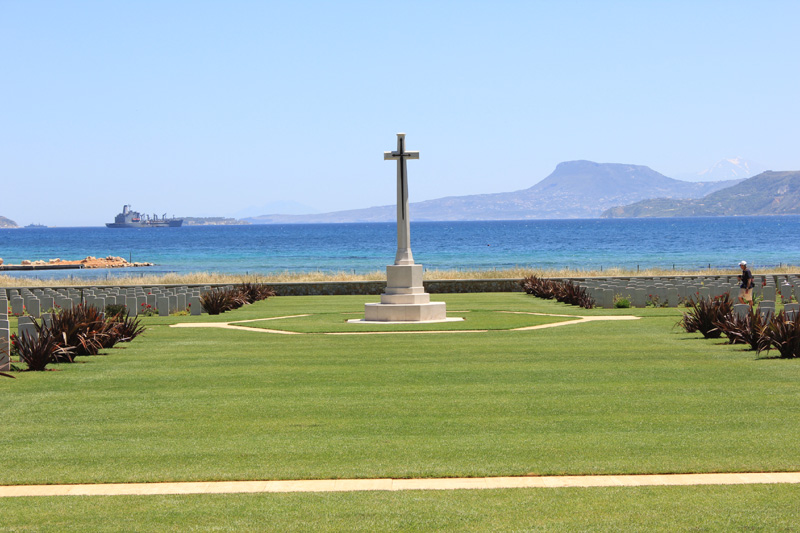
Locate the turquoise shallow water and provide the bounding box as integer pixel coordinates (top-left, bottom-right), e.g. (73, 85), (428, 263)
(1, 217), (799, 280)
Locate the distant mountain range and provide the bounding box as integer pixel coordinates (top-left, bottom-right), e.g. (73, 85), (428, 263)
(601, 171), (800, 218)
(245, 160), (742, 223)
(0, 216), (18, 228)
(675, 157), (767, 182)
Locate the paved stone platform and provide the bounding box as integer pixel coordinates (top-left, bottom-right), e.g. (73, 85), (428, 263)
(2, 472), (799, 498)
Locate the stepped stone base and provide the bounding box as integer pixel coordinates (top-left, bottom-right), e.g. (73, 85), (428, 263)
(363, 301), (448, 322)
(361, 263), (453, 323)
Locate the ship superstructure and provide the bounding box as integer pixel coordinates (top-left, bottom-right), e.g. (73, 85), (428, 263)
(106, 205), (183, 228)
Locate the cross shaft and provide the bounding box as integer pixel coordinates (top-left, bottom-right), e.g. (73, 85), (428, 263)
(383, 133), (419, 265)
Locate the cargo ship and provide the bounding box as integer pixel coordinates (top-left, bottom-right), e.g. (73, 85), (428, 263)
(106, 205), (183, 228)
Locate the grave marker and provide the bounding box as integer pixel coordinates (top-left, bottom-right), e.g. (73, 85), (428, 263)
(666, 287), (679, 307)
(759, 301), (775, 320)
(763, 286), (776, 302)
(177, 293), (187, 312)
(0, 320), (9, 372)
(18, 319), (37, 342)
(781, 284), (792, 303)
(158, 297), (170, 316)
(633, 288), (646, 308)
(190, 296), (202, 315)
(126, 297), (138, 316)
(11, 298), (24, 316)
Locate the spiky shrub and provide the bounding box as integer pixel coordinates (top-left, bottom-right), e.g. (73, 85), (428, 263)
(553, 282), (572, 303)
(713, 307), (771, 352)
(557, 281), (595, 308)
(677, 294), (733, 338)
(199, 286), (259, 314)
(227, 291), (248, 311)
(521, 276), (556, 299)
(577, 289), (596, 309)
(235, 282), (276, 304)
(48, 304), (117, 358)
(763, 311), (800, 358)
(200, 289), (235, 315)
(521, 276), (595, 309)
(109, 314), (146, 343)
(13, 328), (74, 371)
(257, 285), (277, 301)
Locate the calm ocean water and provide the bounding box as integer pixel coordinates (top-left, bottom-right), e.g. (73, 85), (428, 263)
(1, 217), (799, 280)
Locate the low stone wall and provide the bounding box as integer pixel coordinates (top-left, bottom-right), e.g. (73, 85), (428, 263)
(269, 281), (386, 296)
(424, 279), (523, 294)
(3, 274), (798, 298)
(266, 279), (524, 296)
(1, 279), (526, 298)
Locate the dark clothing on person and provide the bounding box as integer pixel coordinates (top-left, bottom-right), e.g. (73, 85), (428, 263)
(740, 268), (753, 289)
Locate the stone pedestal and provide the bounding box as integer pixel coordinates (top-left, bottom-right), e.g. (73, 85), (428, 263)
(362, 264), (448, 322)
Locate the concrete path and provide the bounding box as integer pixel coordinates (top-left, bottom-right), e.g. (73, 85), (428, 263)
(171, 312), (639, 335)
(2, 472), (799, 498)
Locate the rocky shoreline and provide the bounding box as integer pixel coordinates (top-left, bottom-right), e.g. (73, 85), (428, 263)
(0, 255), (154, 269)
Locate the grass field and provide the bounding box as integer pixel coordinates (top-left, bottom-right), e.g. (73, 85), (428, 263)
(2, 292), (800, 530)
(2, 485), (800, 531)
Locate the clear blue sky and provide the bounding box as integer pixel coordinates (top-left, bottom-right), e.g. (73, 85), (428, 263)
(2, 0), (799, 226)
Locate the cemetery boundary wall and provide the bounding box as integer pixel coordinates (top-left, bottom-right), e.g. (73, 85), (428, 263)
(3, 274), (798, 297)
(2, 279), (523, 297)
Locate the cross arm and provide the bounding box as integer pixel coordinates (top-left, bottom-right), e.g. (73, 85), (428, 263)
(384, 151), (420, 160)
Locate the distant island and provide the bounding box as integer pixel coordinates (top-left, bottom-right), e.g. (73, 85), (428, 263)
(183, 217), (250, 226)
(0, 216), (18, 228)
(0, 216), (250, 228)
(601, 171), (800, 218)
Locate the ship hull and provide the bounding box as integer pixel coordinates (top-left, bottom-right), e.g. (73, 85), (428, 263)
(106, 220), (183, 228)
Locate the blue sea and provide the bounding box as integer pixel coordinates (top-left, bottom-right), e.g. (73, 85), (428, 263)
(1, 217), (799, 280)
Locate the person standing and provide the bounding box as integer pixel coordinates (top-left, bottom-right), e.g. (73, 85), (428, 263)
(738, 260), (754, 305)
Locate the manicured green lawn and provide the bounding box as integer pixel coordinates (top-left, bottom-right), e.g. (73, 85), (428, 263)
(1, 485), (800, 532)
(2, 292), (799, 529)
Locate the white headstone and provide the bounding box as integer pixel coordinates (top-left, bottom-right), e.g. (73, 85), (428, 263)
(0, 320), (10, 372)
(158, 297), (170, 316)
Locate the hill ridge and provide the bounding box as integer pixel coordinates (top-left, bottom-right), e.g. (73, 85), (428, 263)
(245, 160), (739, 223)
(0, 216), (18, 228)
(601, 171), (800, 218)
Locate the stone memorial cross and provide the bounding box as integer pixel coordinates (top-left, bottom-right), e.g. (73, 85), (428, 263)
(358, 133), (451, 323)
(384, 133), (419, 266)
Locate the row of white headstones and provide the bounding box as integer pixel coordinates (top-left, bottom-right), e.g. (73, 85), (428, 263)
(579, 274), (800, 313)
(0, 285), (226, 371)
